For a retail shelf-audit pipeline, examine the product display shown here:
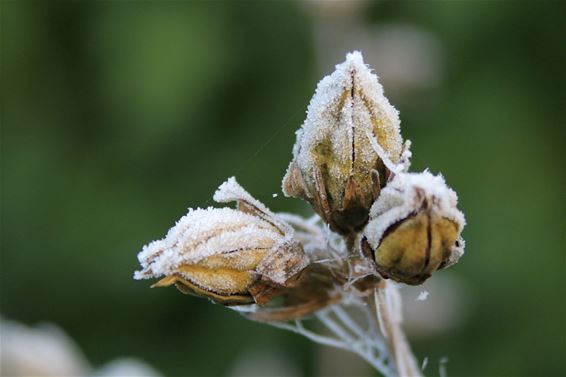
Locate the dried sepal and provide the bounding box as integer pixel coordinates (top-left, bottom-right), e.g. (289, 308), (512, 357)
(244, 264), (343, 322)
(362, 172), (466, 285)
(237, 212), (383, 322)
(134, 178), (309, 305)
(282, 51), (404, 235)
(239, 256), (383, 322)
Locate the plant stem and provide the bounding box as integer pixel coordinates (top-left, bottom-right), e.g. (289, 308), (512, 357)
(345, 233), (420, 377)
(374, 281), (422, 377)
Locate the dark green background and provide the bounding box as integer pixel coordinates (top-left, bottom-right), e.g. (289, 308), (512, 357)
(2, 1), (564, 376)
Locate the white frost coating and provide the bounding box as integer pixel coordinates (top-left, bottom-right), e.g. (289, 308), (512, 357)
(284, 51), (402, 195)
(416, 291), (429, 301)
(365, 128), (400, 173)
(135, 178), (304, 281)
(398, 139), (413, 172)
(134, 207), (282, 280)
(364, 171), (466, 267)
(214, 177), (270, 215)
(366, 132), (414, 175)
(215, 176), (293, 235)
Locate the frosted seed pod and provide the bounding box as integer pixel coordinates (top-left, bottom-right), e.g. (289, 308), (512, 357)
(282, 51), (404, 236)
(361, 172), (465, 285)
(134, 177), (309, 305)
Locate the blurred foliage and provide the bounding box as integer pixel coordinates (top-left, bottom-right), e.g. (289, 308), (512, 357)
(1, 1), (564, 376)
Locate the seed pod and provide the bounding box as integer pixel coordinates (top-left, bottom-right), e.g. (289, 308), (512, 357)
(282, 51), (404, 236)
(134, 177), (309, 305)
(361, 172), (465, 285)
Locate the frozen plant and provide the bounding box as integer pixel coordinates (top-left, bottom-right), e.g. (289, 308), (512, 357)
(134, 51), (466, 377)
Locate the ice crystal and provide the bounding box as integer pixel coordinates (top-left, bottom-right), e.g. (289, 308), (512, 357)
(416, 291), (429, 301)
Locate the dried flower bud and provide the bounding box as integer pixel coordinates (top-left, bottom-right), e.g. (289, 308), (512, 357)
(282, 51), (403, 235)
(361, 172), (466, 285)
(134, 177), (309, 305)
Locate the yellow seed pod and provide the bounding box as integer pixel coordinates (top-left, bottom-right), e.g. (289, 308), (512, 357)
(134, 178), (309, 305)
(282, 51), (404, 236)
(362, 172), (465, 285)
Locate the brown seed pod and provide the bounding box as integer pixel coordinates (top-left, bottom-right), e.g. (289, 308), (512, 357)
(282, 51), (404, 236)
(134, 178), (309, 305)
(362, 172), (466, 285)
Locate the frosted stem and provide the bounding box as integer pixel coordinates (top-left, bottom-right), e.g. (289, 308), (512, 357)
(331, 306), (365, 339)
(316, 308), (394, 376)
(269, 320), (351, 351)
(331, 306), (385, 353)
(374, 282), (422, 377)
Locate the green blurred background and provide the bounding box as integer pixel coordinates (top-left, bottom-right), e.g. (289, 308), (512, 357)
(1, 1), (564, 376)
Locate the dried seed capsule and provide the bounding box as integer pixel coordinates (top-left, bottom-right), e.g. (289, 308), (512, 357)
(282, 51), (404, 235)
(361, 172), (466, 285)
(134, 177), (309, 305)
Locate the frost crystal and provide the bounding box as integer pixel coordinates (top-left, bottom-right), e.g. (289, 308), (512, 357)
(416, 291), (429, 301)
